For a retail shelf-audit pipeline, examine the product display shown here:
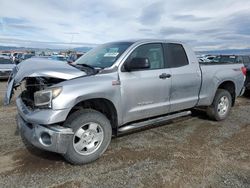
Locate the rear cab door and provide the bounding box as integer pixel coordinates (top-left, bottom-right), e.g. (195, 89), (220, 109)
(163, 43), (202, 112)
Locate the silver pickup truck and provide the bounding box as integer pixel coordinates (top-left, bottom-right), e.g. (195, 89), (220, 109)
(4, 39), (246, 164)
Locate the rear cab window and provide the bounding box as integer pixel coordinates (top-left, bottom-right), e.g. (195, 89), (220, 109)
(243, 56), (250, 65)
(164, 43), (189, 68)
(236, 56), (243, 64)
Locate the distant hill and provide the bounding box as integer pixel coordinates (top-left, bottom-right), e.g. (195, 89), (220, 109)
(0, 46), (38, 51)
(73, 47), (93, 52)
(0, 45), (62, 52)
(1, 45), (250, 55)
(197, 49), (250, 55)
(0, 45), (92, 53)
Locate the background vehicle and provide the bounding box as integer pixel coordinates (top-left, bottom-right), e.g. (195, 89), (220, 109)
(21, 54), (35, 61)
(5, 40), (246, 164)
(14, 53), (23, 64)
(212, 55), (238, 63)
(198, 57), (210, 63)
(238, 56), (250, 90)
(206, 55), (216, 61)
(49, 55), (67, 61)
(0, 52), (11, 57)
(11, 52), (22, 62)
(15, 53), (35, 64)
(67, 53), (84, 64)
(197, 55), (216, 63)
(203, 55), (250, 91)
(0, 55), (16, 79)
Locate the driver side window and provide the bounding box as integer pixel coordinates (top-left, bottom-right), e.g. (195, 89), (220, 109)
(127, 43), (164, 70)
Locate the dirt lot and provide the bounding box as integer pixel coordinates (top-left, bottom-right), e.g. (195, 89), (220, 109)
(0, 80), (249, 188)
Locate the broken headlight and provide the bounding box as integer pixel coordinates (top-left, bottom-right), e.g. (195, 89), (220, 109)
(34, 87), (62, 107)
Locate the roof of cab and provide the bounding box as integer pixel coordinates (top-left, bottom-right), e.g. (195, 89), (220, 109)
(109, 39), (186, 45)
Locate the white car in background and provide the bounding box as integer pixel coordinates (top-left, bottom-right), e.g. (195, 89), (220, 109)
(0, 55), (16, 79)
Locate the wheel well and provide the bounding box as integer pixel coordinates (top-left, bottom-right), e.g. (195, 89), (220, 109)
(67, 98), (118, 132)
(218, 81), (236, 106)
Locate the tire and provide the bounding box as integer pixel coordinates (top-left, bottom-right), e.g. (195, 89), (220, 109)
(63, 109), (112, 165)
(207, 89), (232, 121)
(243, 89), (250, 97)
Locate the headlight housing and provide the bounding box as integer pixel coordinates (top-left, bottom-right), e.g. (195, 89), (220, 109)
(34, 87), (62, 107)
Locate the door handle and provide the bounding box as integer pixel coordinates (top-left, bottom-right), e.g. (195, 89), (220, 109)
(159, 73), (171, 79)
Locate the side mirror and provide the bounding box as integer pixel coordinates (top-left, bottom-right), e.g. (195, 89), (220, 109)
(124, 57), (150, 71)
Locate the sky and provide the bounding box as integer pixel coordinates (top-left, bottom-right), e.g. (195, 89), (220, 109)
(0, 0), (250, 50)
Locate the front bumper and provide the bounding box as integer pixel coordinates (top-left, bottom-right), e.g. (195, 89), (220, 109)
(17, 114), (73, 154)
(16, 96), (71, 125)
(16, 96), (74, 154)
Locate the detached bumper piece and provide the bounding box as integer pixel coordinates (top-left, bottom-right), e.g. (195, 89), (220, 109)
(16, 115), (73, 154)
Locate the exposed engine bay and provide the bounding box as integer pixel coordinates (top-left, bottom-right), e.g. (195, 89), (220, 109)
(20, 77), (65, 109)
(4, 58), (88, 105)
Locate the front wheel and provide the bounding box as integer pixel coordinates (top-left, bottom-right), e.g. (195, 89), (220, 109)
(63, 109), (112, 165)
(207, 89), (232, 121)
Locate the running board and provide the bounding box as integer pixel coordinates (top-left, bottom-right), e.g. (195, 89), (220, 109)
(118, 111), (191, 133)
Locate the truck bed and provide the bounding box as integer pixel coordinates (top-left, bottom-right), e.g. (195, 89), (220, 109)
(197, 63), (245, 106)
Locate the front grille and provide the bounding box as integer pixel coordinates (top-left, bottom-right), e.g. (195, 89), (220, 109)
(21, 78), (43, 109)
(21, 90), (36, 109)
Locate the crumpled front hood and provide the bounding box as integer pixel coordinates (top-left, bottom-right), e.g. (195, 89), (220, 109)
(14, 58), (86, 83)
(4, 58), (86, 105)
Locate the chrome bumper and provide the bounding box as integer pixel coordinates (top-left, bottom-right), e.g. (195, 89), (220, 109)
(17, 114), (73, 154)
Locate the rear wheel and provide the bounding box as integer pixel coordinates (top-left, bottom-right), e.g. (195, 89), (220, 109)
(243, 89), (250, 97)
(63, 109), (112, 165)
(207, 89), (232, 121)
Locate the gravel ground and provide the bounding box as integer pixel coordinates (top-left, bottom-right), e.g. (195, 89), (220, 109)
(0, 80), (249, 188)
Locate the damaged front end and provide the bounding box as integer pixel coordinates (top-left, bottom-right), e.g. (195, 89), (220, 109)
(4, 58), (87, 105)
(4, 58), (88, 154)
(20, 77), (64, 109)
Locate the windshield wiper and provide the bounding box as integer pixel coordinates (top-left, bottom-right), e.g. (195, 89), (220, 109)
(73, 63), (102, 75)
(76, 63), (96, 69)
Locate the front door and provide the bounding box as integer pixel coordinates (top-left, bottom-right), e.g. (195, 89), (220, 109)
(119, 43), (172, 124)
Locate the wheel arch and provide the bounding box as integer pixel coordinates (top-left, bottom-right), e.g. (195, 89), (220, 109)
(217, 80), (236, 106)
(66, 98), (118, 134)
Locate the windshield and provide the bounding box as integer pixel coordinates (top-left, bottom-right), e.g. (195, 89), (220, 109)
(0, 58), (13, 64)
(75, 42), (133, 68)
